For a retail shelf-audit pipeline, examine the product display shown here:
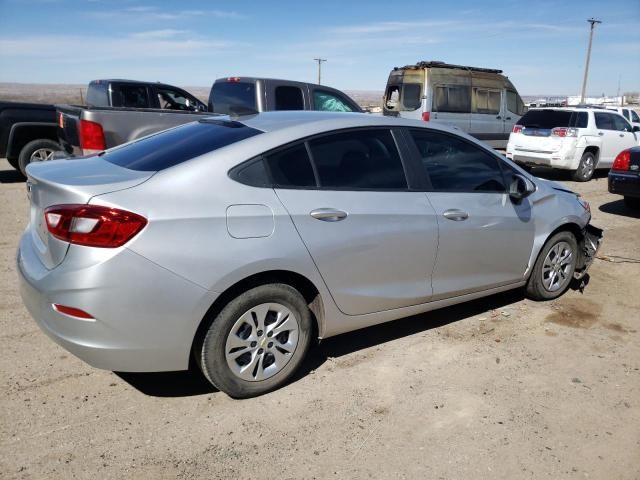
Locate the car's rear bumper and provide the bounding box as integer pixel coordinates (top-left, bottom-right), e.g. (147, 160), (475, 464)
(507, 149), (577, 170)
(608, 171), (640, 198)
(17, 231), (212, 372)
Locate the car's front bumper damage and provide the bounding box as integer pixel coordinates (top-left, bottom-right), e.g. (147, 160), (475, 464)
(574, 224), (604, 281)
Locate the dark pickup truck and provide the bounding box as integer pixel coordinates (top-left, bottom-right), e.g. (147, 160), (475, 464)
(58, 77), (362, 157)
(0, 101), (63, 175)
(58, 79), (210, 157)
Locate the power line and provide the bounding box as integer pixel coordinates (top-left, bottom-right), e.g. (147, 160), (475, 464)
(313, 58), (327, 85)
(580, 18), (602, 104)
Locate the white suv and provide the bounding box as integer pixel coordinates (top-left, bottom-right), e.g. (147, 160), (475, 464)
(506, 107), (639, 181)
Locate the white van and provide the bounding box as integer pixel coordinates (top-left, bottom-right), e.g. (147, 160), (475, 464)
(383, 61), (526, 148)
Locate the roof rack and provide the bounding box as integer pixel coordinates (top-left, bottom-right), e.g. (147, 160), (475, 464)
(394, 60), (503, 74)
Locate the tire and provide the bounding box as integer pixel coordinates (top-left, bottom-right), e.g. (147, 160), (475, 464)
(200, 284), (313, 398)
(624, 196), (640, 210)
(572, 151), (596, 182)
(18, 139), (61, 176)
(525, 231), (578, 301)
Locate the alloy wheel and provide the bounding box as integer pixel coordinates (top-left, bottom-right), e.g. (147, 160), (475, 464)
(29, 148), (55, 163)
(542, 241), (574, 292)
(224, 303), (300, 382)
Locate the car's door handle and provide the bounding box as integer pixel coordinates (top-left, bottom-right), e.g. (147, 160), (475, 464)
(496, 116), (502, 119)
(310, 208), (348, 222)
(443, 209), (469, 221)
(598, 132), (604, 136)
(505, 116), (512, 120)
(619, 133), (625, 137)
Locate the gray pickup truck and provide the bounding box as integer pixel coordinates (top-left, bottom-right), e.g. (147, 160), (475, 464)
(57, 77), (361, 157)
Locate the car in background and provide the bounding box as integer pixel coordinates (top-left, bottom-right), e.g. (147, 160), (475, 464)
(18, 111), (602, 398)
(608, 146), (640, 209)
(0, 101), (63, 175)
(208, 77), (362, 114)
(506, 107), (639, 181)
(607, 106), (640, 130)
(382, 60), (526, 148)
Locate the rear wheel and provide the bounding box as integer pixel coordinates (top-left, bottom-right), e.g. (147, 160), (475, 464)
(572, 151), (596, 182)
(624, 196), (640, 210)
(18, 139), (61, 176)
(526, 231), (578, 300)
(200, 284), (312, 398)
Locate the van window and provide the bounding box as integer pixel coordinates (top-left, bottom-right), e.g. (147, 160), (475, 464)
(111, 85), (149, 108)
(211, 82), (256, 114)
(506, 90), (525, 116)
(313, 90), (354, 112)
(473, 88), (501, 114)
(434, 85), (471, 113)
(275, 86), (304, 110)
(385, 86), (400, 109)
(308, 129), (407, 189)
(409, 129), (506, 192)
(519, 110), (587, 129)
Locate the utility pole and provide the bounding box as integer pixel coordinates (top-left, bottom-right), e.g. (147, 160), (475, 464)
(314, 58), (327, 85)
(580, 17), (602, 105)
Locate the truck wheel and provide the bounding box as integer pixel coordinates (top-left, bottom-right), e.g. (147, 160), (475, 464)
(571, 152), (596, 182)
(18, 139), (61, 176)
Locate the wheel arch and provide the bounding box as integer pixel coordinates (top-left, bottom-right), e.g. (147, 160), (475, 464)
(190, 270), (324, 368)
(527, 221), (585, 281)
(7, 122), (58, 159)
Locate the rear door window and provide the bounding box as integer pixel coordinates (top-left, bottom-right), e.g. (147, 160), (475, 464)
(211, 82), (256, 114)
(594, 112), (616, 130)
(102, 120), (262, 171)
(408, 129), (506, 192)
(156, 87), (199, 111)
(434, 85), (471, 113)
(611, 114), (632, 132)
(111, 84), (150, 108)
(264, 144), (316, 187)
(275, 86), (304, 110)
(308, 129), (407, 189)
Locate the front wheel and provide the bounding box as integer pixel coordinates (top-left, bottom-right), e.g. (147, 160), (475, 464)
(200, 284), (313, 398)
(572, 151), (596, 182)
(526, 231), (578, 300)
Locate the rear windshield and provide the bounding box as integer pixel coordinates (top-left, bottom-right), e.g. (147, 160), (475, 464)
(519, 110), (588, 129)
(102, 120), (262, 171)
(211, 82), (256, 114)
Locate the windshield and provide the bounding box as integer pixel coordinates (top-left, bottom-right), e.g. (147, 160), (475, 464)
(211, 82), (257, 114)
(102, 120), (262, 171)
(519, 110), (588, 129)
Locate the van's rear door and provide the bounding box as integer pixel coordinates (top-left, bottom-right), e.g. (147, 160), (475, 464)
(382, 69), (424, 120)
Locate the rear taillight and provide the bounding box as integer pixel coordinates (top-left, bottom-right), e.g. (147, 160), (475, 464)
(512, 125), (524, 134)
(79, 119), (106, 153)
(421, 112), (430, 122)
(551, 127), (578, 137)
(44, 204), (147, 248)
(52, 304), (94, 319)
(612, 149), (631, 171)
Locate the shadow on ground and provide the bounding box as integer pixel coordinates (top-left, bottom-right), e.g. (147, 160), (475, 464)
(0, 168), (25, 184)
(116, 289), (525, 398)
(599, 199), (640, 219)
(529, 167), (608, 182)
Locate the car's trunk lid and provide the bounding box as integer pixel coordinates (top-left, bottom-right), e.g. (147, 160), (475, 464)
(25, 157), (154, 269)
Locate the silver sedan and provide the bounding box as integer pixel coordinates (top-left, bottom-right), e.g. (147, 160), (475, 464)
(17, 112), (602, 398)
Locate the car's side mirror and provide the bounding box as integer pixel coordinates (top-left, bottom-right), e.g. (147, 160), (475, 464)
(509, 173), (536, 201)
(633, 126), (640, 133)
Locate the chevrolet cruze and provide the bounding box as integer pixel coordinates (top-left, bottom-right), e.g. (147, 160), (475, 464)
(18, 112), (602, 398)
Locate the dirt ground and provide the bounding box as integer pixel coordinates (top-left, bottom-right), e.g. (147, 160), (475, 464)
(0, 158), (638, 479)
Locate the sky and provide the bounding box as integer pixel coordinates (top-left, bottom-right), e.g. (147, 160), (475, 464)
(0, 0), (638, 96)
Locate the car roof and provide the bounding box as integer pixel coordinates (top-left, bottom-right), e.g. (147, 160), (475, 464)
(224, 111), (459, 135)
(90, 79), (182, 89)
